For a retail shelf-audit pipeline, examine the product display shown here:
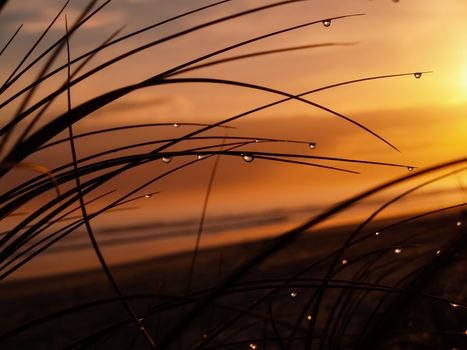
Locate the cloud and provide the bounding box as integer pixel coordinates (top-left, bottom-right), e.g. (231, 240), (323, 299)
(0, 1), (125, 34)
(84, 92), (194, 126)
(100, 95), (174, 113)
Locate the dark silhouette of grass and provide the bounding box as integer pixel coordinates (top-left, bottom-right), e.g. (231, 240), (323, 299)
(0, 23), (22, 57)
(0, 1), (465, 349)
(65, 17), (157, 348)
(0, 0), (104, 153)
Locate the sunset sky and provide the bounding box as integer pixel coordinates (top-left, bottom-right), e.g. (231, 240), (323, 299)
(0, 0), (466, 277)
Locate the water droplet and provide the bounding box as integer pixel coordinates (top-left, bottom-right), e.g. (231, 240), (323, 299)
(394, 248), (402, 254)
(414, 72), (422, 79)
(173, 123), (180, 128)
(198, 154), (212, 160)
(242, 154), (254, 163)
(306, 315), (312, 320)
(407, 167), (414, 171)
(375, 232), (380, 236)
(436, 250), (441, 255)
(202, 333), (208, 339)
(456, 221), (462, 227)
(144, 194), (152, 198)
(322, 19), (331, 27)
(308, 142), (316, 149)
(249, 344), (257, 350)
(162, 156), (172, 163)
(290, 291), (298, 298)
(341, 259), (348, 265)
(450, 302), (459, 308)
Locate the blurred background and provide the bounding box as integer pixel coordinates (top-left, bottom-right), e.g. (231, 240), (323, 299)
(0, 0), (465, 279)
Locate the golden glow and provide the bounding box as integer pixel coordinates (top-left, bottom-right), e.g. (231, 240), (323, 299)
(2, 0), (467, 281)
(460, 63), (467, 90)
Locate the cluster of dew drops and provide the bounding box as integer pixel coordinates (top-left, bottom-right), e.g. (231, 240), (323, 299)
(163, 23), (422, 169)
(162, 122), (318, 164)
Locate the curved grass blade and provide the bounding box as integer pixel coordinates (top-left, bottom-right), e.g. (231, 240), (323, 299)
(154, 156), (467, 348)
(17, 25), (125, 143)
(157, 15), (363, 79)
(0, 161), (60, 198)
(186, 134), (228, 293)
(0, 0), (106, 93)
(0, 9), (362, 156)
(169, 42), (356, 76)
(37, 123), (235, 152)
(0, 0), (70, 89)
(0, 189), (115, 236)
(139, 71), (425, 162)
(0, 0), (103, 154)
(0, 74), (400, 177)
(253, 155), (359, 174)
(0, 0), (317, 122)
(0, 191), (157, 276)
(157, 77), (400, 151)
(64, 20), (156, 347)
(0, 145), (413, 232)
(305, 166), (467, 348)
(0, 0), (233, 97)
(36, 276), (465, 350)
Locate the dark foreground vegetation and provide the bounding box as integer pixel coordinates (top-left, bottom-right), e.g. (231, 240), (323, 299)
(0, 212), (466, 349)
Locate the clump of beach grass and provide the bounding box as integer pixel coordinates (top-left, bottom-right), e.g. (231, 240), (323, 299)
(0, 1), (465, 349)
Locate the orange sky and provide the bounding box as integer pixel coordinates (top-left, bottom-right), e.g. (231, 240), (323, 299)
(0, 0), (466, 278)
